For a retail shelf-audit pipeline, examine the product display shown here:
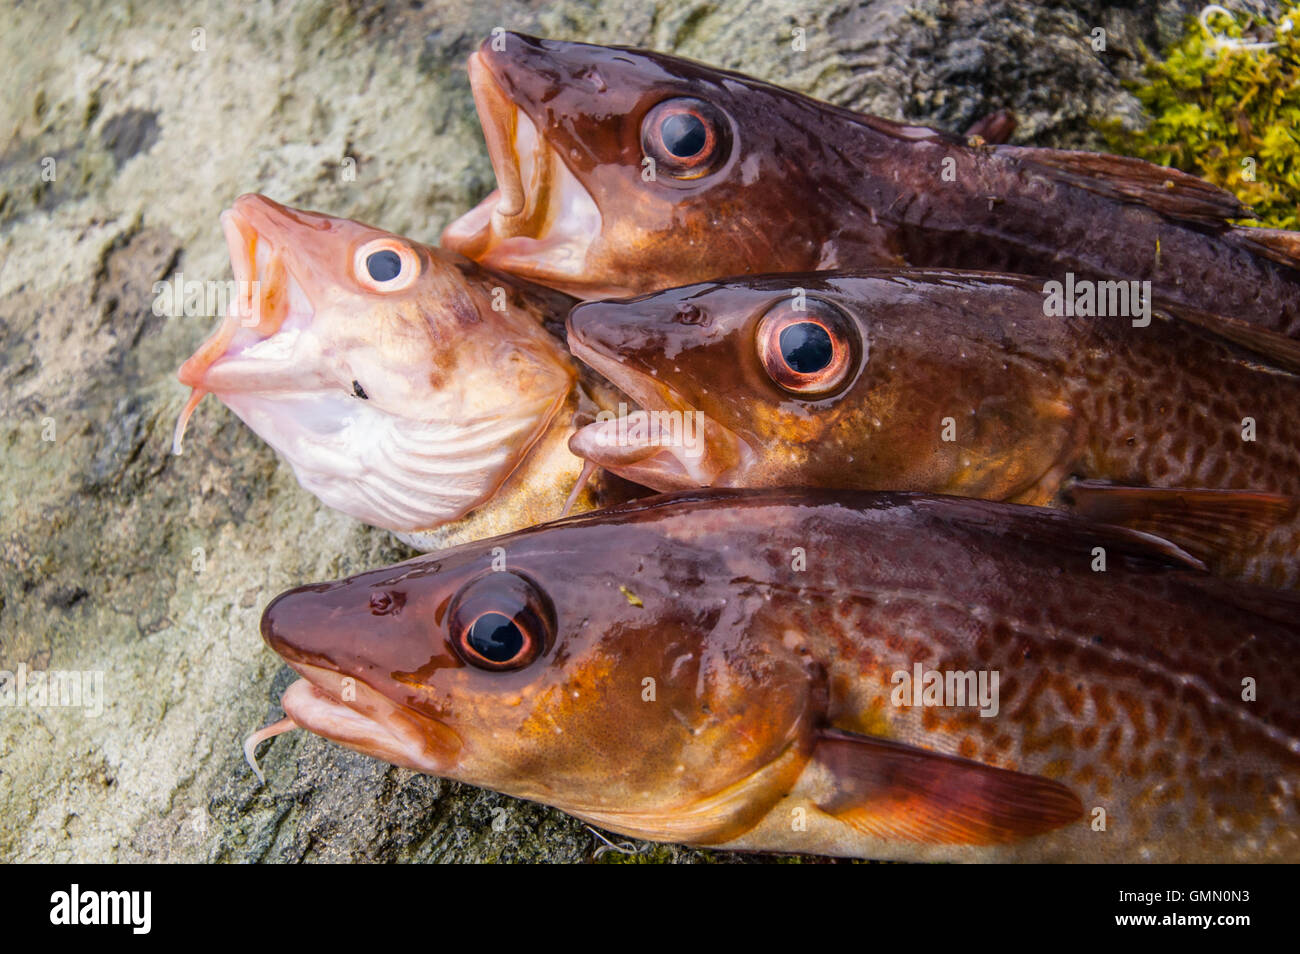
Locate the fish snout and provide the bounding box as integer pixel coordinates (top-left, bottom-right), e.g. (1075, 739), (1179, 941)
(260, 582), (338, 665)
(566, 299), (651, 360)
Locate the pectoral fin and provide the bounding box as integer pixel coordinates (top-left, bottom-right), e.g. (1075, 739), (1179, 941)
(1064, 481), (1297, 566)
(1161, 301), (1300, 374)
(812, 730), (1083, 845)
(1007, 147), (1253, 227)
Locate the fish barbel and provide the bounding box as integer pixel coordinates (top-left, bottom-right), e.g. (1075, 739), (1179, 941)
(441, 33), (1300, 340)
(565, 270), (1300, 588)
(252, 489), (1300, 862)
(174, 194), (591, 544)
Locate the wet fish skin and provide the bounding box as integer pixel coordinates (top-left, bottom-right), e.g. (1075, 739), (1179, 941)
(259, 489), (1300, 862)
(174, 194), (585, 539)
(442, 33), (1300, 339)
(565, 270), (1300, 588)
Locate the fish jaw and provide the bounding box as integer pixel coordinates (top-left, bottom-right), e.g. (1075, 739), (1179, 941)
(566, 314), (753, 491)
(441, 50), (606, 298)
(174, 194), (576, 534)
(260, 578), (465, 775)
(277, 672), (461, 776)
(173, 195), (318, 452)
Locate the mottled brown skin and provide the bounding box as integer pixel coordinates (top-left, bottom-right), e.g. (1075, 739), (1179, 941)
(442, 33), (1300, 338)
(261, 490), (1300, 861)
(566, 271), (1300, 588)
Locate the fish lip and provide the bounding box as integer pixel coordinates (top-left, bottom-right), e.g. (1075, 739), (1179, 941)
(278, 664), (461, 775)
(566, 319), (753, 489)
(468, 50), (526, 220)
(177, 195), (319, 394)
(441, 50), (604, 294)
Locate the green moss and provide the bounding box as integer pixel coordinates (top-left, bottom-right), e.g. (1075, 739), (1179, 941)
(1103, 2), (1300, 230)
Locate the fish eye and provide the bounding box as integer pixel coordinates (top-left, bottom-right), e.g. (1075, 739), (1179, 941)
(756, 298), (859, 397)
(354, 238), (420, 293)
(641, 98), (731, 179)
(367, 250), (401, 282)
(448, 571), (554, 672)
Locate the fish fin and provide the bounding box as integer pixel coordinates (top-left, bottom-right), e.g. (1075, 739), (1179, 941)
(913, 494), (1206, 571)
(1163, 301), (1300, 374)
(812, 730), (1082, 845)
(1005, 147), (1253, 227)
(1064, 481), (1298, 566)
(1231, 225), (1300, 271)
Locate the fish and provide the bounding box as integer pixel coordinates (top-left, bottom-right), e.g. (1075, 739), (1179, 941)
(441, 33), (1300, 340)
(174, 194), (604, 546)
(565, 270), (1300, 588)
(248, 489), (1300, 862)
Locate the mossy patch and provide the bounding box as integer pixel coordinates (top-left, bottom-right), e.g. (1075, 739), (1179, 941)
(1103, 2), (1300, 230)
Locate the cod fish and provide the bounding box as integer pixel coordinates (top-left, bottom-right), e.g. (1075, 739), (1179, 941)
(566, 270), (1300, 588)
(249, 490), (1300, 862)
(175, 194), (593, 546)
(441, 33), (1300, 340)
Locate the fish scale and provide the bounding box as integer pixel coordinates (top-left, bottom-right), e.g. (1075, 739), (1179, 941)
(443, 33), (1300, 341)
(565, 269), (1300, 588)
(1066, 319), (1300, 587)
(256, 490), (1300, 862)
(728, 510), (1299, 861)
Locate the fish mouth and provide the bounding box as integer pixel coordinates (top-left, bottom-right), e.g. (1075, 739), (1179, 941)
(440, 52), (604, 297)
(172, 195), (317, 453)
(566, 325), (753, 491)
(253, 665), (461, 779)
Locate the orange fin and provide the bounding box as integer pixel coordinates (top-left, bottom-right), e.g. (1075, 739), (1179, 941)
(1006, 147), (1253, 227)
(813, 730), (1083, 845)
(1164, 301), (1300, 374)
(1065, 482), (1298, 566)
(1232, 225), (1300, 271)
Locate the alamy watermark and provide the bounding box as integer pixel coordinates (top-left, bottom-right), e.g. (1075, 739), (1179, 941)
(152, 272), (261, 322)
(1042, 273), (1152, 327)
(0, 663), (104, 718)
(589, 402), (706, 458)
(891, 663), (1000, 718)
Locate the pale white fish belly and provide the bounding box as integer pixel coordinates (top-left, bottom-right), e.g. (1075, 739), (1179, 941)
(221, 389), (551, 532)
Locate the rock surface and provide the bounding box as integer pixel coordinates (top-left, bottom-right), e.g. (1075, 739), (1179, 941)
(0, 0), (1208, 862)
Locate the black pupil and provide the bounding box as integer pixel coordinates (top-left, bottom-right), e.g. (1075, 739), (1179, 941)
(779, 322), (834, 374)
(466, 612), (525, 663)
(366, 249), (402, 282)
(660, 112), (707, 158)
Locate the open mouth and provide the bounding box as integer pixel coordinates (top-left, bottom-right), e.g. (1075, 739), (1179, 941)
(440, 52), (603, 294)
(244, 664), (461, 783)
(566, 331), (753, 491)
(172, 200), (317, 454)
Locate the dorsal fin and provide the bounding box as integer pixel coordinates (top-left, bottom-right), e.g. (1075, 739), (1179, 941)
(1003, 147), (1254, 227)
(1231, 225), (1300, 271)
(1160, 300), (1300, 374)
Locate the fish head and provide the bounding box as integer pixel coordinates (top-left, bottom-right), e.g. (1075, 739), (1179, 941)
(566, 272), (1076, 498)
(441, 33), (833, 298)
(261, 494), (819, 841)
(176, 194), (575, 533)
